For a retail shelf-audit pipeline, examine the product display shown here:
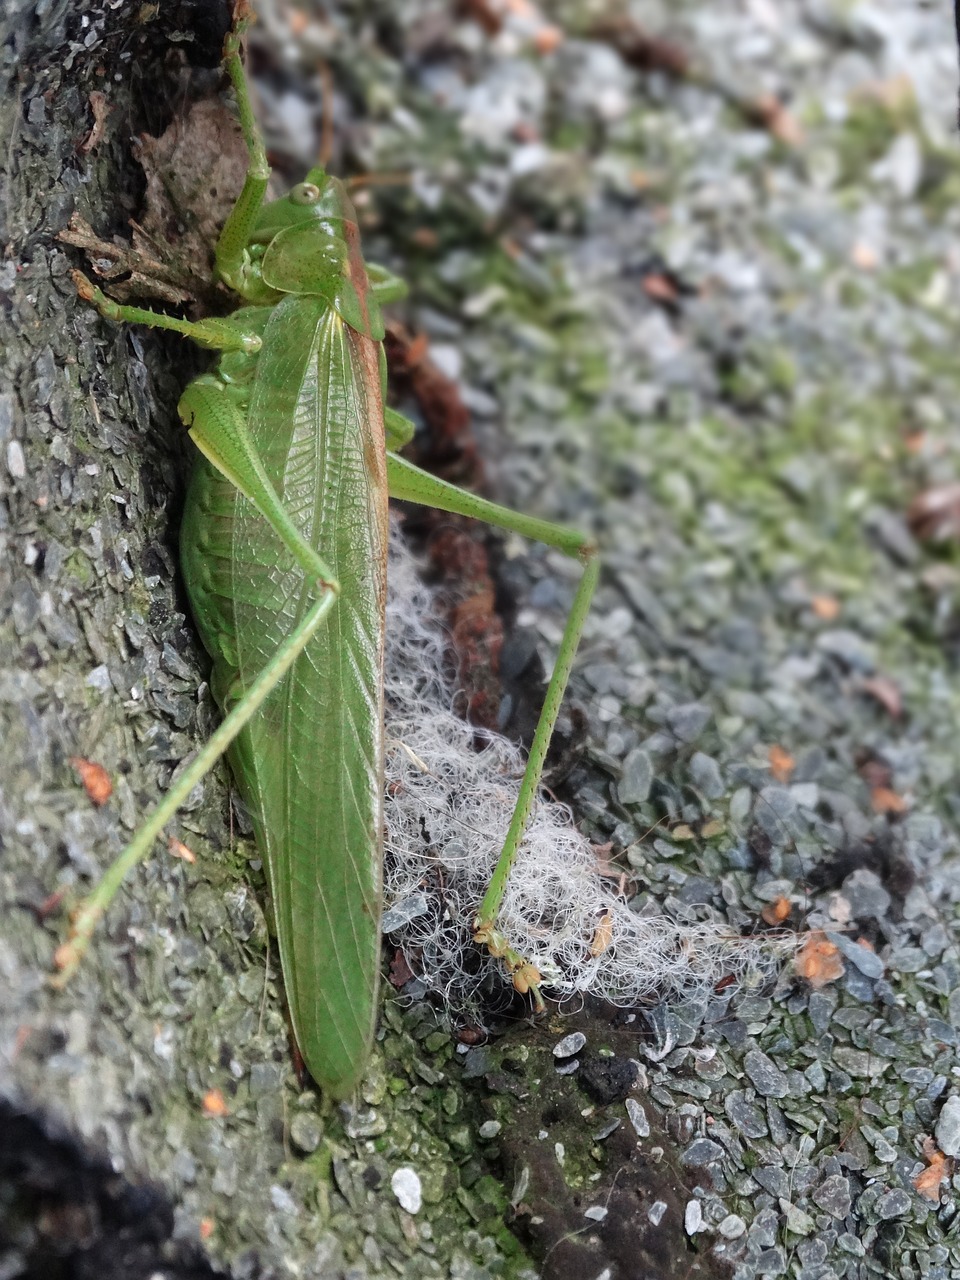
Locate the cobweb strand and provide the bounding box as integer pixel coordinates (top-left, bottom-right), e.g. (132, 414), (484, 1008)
(382, 521), (771, 1018)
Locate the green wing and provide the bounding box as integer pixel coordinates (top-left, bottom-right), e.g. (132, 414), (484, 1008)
(181, 294), (388, 1096)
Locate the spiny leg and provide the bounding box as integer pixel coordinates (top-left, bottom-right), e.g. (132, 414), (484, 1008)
(54, 393), (342, 985)
(53, 590), (336, 985)
(386, 453), (599, 1007)
(72, 271), (262, 353)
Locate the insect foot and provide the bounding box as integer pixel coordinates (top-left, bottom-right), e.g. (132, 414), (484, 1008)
(473, 920), (546, 1012)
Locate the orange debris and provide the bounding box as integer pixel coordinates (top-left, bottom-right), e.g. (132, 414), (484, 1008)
(795, 932), (845, 989)
(871, 787), (907, 816)
(810, 594), (841, 620)
(761, 897), (791, 925)
(202, 1089), (229, 1117)
(768, 745), (795, 783)
(914, 1138), (952, 1202)
(70, 757), (112, 806)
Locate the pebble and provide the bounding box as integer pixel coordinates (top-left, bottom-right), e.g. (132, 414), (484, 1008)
(753, 786), (798, 843)
(921, 923), (949, 957)
(815, 629), (876, 673)
(667, 702), (712, 743)
(839, 967), (880, 1008)
(390, 1167), (422, 1215)
(781, 1200), (815, 1236)
(753, 1166), (789, 1199)
(870, 1134), (898, 1164)
(381, 892), (430, 931)
(837, 1233), (866, 1257)
(719, 1214), (746, 1239)
(840, 869), (892, 920)
(832, 1046), (884, 1078)
(901, 1067), (934, 1087)
(803, 1063), (827, 1093)
(797, 1238), (828, 1266)
(618, 748), (653, 805)
(754, 1246), (786, 1274)
(935, 1095), (960, 1157)
(6, 439), (25, 479)
(790, 782), (819, 810)
(684, 1200), (704, 1234)
(928, 1074), (949, 1101)
(877, 131), (923, 199)
(690, 751), (724, 798)
(832, 933), (885, 978)
(270, 1185), (297, 1215)
(552, 1031), (586, 1058)
(749, 1208), (780, 1248)
(813, 1175), (852, 1218)
(725, 1092), (768, 1139)
(717, 1018), (748, 1048)
(592, 1119), (621, 1142)
(875, 1188), (911, 1219)
(744, 1049), (790, 1099)
(865, 507), (919, 565)
(289, 1113), (322, 1154)
(625, 1098), (650, 1138)
(681, 1138), (724, 1168)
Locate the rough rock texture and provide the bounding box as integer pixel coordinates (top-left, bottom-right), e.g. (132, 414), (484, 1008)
(6, 2), (960, 1279)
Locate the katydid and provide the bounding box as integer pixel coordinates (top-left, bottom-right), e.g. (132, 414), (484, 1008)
(55, 8), (598, 1098)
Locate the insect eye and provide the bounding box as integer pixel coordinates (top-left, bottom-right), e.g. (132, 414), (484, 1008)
(289, 182), (322, 206)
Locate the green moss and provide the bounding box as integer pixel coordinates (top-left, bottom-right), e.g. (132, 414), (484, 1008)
(63, 549), (95, 585)
(548, 119), (593, 153)
(882, 258), (938, 305)
(833, 95), (922, 184)
(919, 160), (960, 219)
(762, 346), (799, 396)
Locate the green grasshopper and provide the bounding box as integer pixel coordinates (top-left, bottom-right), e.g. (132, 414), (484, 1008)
(55, 6), (598, 1098)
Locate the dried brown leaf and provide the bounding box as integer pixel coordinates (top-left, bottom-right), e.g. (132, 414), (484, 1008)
(860, 675), (902, 719)
(389, 949), (416, 988)
(907, 483), (960, 543)
(81, 90), (111, 154)
(591, 16), (689, 78)
(795, 932), (845, 988)
(168, 836), (197, 864)
(745, 93), (804, 147)
(642, 273), (679, 303)
(590, 910), (614, 958)
(914, 1139), (951, 1201)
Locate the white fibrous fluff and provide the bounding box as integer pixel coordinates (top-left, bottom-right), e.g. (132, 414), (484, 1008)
(382, 520), (768, 1017)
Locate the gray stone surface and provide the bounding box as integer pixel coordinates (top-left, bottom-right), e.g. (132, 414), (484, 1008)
(5, 1), (960, 1277)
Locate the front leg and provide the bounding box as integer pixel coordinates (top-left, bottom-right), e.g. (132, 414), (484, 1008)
(213, 12), (271, 293)
(72, 271), (263, 353)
